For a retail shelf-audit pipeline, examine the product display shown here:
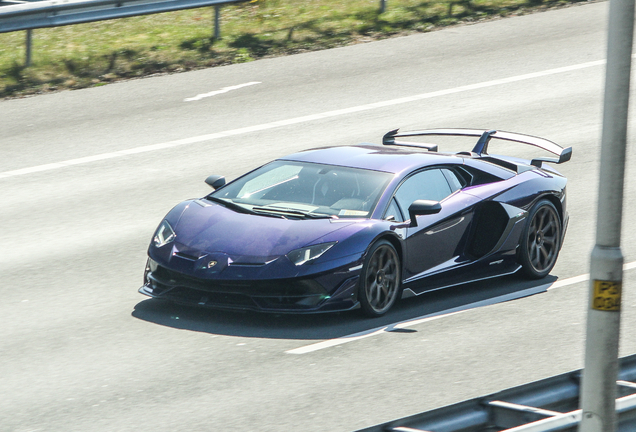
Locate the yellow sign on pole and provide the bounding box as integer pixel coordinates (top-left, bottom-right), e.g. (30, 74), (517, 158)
(592, 280), (622, 311)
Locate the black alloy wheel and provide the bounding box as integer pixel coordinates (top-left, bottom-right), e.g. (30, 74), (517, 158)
(519, 199), (561, 279)
(359, 240), (401, 317)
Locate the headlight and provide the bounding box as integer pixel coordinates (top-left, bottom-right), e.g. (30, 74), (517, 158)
(286, 242), (337, 266)
(153, 220), (176, 248)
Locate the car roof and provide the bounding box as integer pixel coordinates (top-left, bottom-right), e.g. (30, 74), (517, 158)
(279, 145), (465, 176)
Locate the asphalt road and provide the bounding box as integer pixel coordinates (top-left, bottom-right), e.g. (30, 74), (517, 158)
(3, 2), (636, 431)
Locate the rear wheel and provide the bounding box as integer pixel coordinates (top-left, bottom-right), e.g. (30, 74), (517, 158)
(359, 240), (401, 317)
(519, 199), (561, 279)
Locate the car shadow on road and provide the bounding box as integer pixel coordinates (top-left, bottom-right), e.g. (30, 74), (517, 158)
(131, 274), (558, 340)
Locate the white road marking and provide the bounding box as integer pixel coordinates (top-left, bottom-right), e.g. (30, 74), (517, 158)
(286, 261), (636, 354)
(546, 260), (636, 290)
(0, 59), (606, 180)
(184, 81), (261, 102)
(285, 285), (548, 355)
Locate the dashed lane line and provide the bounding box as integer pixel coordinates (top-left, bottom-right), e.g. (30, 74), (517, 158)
(184, 81), (261, 102)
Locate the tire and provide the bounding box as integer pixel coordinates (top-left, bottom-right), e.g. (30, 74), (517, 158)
(359, 240), (401, 317)
(518, 199), (562, 279)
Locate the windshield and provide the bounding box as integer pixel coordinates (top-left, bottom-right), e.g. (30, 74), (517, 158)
(209, 161), (393, 219)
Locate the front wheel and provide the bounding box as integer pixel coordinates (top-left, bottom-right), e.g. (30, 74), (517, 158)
(518, 199), (561, 279)
(359, 240), (401, 317)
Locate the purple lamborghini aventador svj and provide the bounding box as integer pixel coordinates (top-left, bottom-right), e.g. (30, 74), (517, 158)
(140, 128), (571, 317)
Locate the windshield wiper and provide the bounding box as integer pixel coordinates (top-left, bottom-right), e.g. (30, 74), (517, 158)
(205, 196), (259, 215)
(206, 197), (290, 219)
(303, 212), (337, 219)
(252, 206), (336, 219)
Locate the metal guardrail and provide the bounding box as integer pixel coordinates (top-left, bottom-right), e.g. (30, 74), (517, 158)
(0, 0), (44, 6)
(0, 0), (248, 65)
(0, 0), (390, 66)
(0, 0), (245, 33)
(356, 354), (636, 432)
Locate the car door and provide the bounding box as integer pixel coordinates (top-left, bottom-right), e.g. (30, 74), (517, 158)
(393, 168), (480, 283)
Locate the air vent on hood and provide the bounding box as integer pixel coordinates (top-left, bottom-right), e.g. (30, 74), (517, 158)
(228, 262), (266, 267)
(172, 251), (200, 261)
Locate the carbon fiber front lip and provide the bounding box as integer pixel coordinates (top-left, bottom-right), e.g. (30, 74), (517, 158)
(139, 267), (360, 313)
(139, 283), (360, 313)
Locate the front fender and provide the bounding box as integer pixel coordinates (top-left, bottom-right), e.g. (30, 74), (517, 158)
(297, 220), (405, 275)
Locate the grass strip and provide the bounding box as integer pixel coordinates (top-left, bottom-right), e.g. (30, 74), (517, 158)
(0, 0), (591, 98)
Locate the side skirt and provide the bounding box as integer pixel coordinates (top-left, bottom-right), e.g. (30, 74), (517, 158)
(401, 261), (521, 299)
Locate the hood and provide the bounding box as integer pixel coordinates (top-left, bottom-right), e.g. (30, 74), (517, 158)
(172, 200), (355, 262)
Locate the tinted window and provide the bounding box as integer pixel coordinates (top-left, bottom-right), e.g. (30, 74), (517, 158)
(394, 169), (452, 213)
(384, 198), (404, 222)
(442, 168), (464, 192)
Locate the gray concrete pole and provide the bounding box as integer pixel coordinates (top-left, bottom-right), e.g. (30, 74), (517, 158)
(380, 0), (386, 13)
(579, 0), (634, 430)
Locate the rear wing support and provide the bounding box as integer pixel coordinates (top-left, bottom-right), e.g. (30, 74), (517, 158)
(382, 128), (572, 167)
(382, 129), (438, 152)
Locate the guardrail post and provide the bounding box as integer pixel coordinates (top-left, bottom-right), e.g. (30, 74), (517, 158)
(213, 5), (221, 39)
(579, 0), (634, 430)
(25, 29), (32, 67)
(379, 0), (386, 13)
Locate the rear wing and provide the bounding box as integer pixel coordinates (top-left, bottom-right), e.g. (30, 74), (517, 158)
(382, 128), (572, 168)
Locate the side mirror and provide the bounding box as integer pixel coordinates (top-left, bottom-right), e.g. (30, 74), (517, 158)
(408, 200), (441, 227)
(205, 175), (226, 190)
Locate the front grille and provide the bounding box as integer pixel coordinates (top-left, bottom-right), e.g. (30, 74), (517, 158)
(147, 264), (330, 310)
(153, 265), (327, 296)
(166, 287), (257, 308)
